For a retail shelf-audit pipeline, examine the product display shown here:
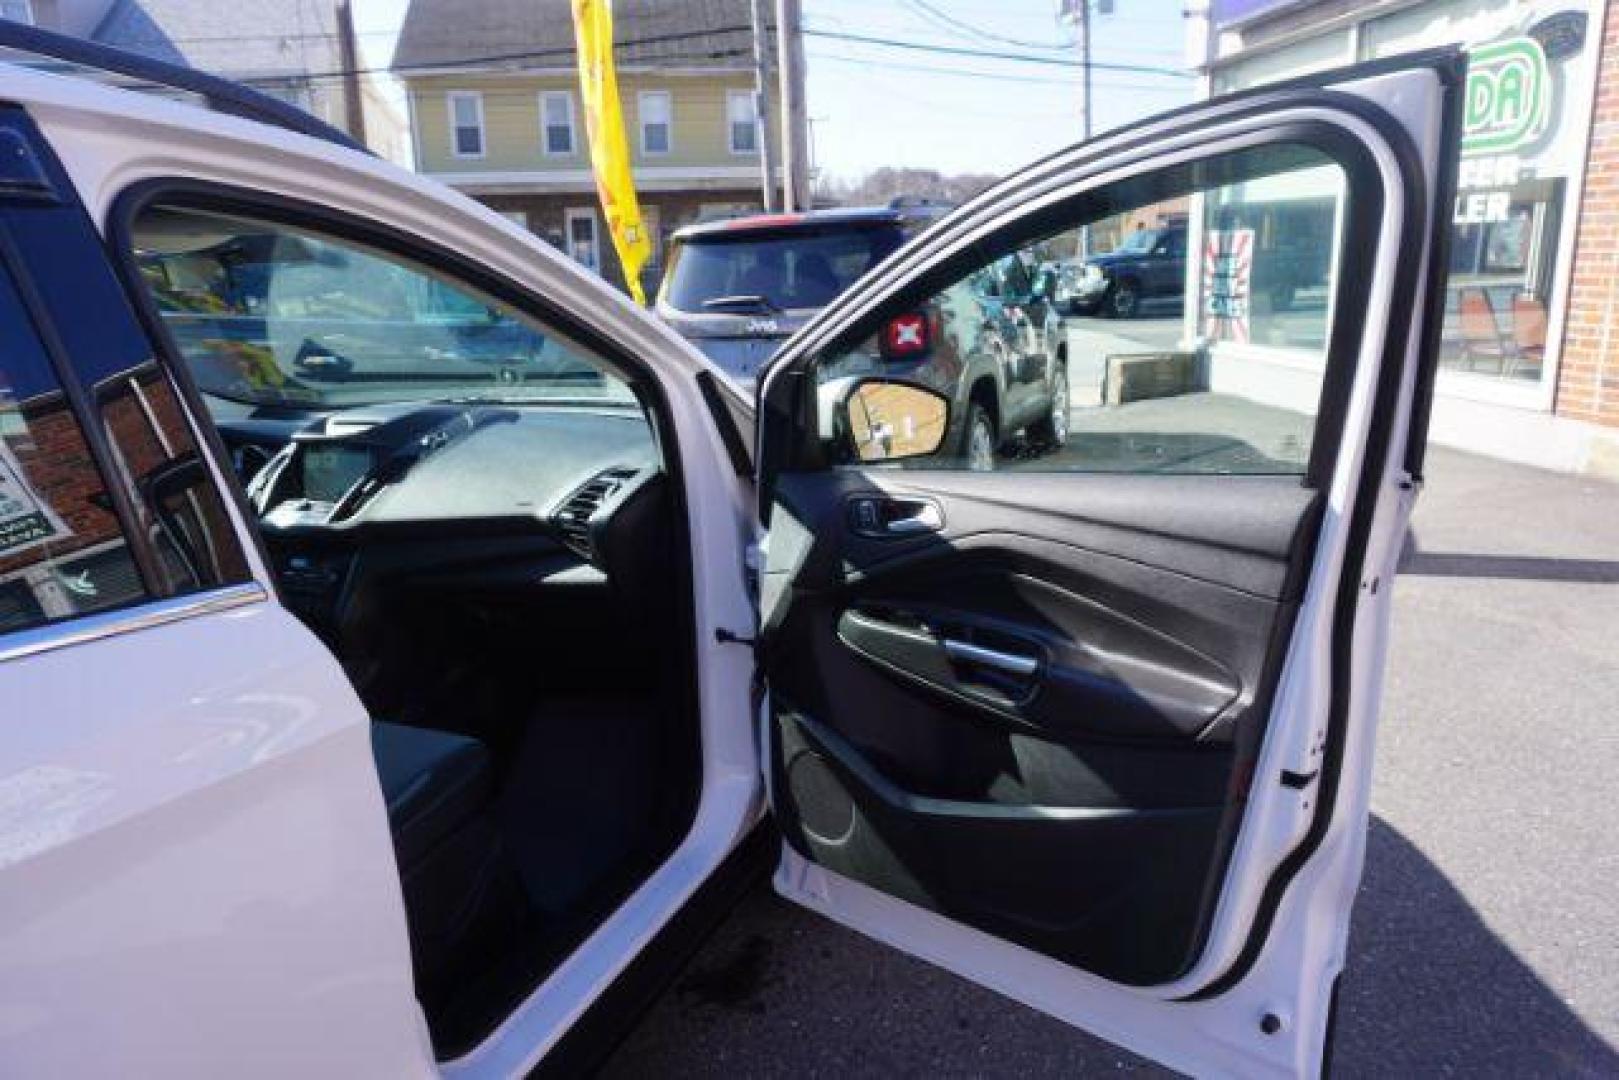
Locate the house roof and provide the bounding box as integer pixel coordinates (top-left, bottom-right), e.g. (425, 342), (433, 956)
(90, 0), (347, 80)
(392, 0), (762, 74)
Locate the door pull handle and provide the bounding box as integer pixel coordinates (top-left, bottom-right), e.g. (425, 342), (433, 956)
(942, 638), (1039, 677)
(847, 496), (944, 538)
(884, 502), (943, 534)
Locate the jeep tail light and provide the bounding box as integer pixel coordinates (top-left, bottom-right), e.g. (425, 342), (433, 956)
(880, 311), (930, 360)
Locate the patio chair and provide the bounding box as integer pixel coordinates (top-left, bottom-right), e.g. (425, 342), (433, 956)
(1457, 286), (1511, 372)
(1508, 293), (1547, 378)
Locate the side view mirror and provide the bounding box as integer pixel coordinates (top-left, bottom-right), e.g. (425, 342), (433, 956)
(841, 378), (949, 463)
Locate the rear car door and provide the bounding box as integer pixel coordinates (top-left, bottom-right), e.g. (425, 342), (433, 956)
(0, 103), (431, 1074)
(756, 54), (1460, 1078)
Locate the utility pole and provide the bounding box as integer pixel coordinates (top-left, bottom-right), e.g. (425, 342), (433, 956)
(776, 0), (810, 211)
(1062, 0), (1095, 256)
(750, 0), (781, 212)
(1078, 3), (1092, 142)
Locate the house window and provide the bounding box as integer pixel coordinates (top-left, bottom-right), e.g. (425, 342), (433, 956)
(727, 90), (758, 154)
(541, 91), (575, 155)
(0, 1), (34, 25)
(639, 91), (672, 156)
(565, 207), (600, 273)
(448, 92), (484, 158)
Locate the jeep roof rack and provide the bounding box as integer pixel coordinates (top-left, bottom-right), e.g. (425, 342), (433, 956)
(0, 20), (366, 154)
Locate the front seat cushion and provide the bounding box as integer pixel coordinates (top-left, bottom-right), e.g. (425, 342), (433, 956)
(369, 721), (492, 869)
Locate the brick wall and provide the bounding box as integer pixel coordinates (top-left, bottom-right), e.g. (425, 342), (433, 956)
(2, 369), (245, 591)
(0, 395), (125, 578)
(1557, 0), (1619, 427)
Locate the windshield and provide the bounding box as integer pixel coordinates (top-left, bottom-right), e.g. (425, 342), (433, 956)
(131, 205), (637, 411)
(1116, 228), (1162, 255)
(660, 224), (904, 314)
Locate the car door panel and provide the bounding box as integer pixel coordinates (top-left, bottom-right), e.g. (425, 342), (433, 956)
(758, 53), (1460, 1077)
(0, 597), (433, 1078)
(762, 470), (1321, 984)
(0, 98), (435, 1076)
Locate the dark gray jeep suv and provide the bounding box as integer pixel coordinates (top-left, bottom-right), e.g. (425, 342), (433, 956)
(659, 205), (1070, 467)
(656, 205), (942, 386)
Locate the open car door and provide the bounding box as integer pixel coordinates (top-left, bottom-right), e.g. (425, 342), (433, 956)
(755, 53), (1462, 1078)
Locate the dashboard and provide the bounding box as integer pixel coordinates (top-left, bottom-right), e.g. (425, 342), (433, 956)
(218, 400), (666, 638)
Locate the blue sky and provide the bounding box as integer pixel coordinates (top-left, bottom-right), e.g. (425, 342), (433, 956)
(801, 0), (1195, 180)
(355, 0), (1197, 181)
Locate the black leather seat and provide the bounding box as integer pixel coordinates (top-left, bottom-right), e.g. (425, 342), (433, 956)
(370, 720), (492, 869)
(369, 721), (523, 1013)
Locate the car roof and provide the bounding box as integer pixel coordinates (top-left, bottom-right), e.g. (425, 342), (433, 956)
(672, 203), (949, 242)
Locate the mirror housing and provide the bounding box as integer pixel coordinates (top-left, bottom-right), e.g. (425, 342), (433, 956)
(837, 378), (949, 464)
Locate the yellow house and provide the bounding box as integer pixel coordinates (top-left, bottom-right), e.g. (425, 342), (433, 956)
(394, 0), (780, 296)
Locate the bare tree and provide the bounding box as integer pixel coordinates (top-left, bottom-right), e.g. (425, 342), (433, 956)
(819, 167), (999, 207)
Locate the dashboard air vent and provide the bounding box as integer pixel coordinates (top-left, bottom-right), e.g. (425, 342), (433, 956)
(554, 467), (639, 558)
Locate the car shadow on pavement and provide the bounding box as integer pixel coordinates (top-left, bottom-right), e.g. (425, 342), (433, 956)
(1399, 533), (1619, 583)
(600, 813), (1616, 1078)
(1335, 816), (1618, 1077)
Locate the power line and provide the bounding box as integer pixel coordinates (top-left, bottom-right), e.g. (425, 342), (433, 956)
(808, 49), (1189, 92)
(145, 22), (1191, 85)
(67, 21), (1189, 96)
(898, 0), (1069, 52)
(168, 24), (757, 84)
(803, 27), (1193, 78)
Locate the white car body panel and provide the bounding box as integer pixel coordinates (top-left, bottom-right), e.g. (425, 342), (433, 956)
(0, 61), (762, 1078)
(0, 589), (435, 1078)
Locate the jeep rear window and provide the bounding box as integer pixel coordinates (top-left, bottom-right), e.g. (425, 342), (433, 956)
(660, 225), (905, 314)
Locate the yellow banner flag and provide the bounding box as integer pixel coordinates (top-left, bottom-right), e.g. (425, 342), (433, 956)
(572, 0), (652, 305)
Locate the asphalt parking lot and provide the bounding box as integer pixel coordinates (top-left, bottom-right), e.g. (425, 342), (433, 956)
(601, 446), (1619, 1078)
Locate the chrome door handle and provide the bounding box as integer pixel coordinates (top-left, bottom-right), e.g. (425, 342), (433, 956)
(942, 638), (1039, 677)
(848, 496), (943, 538)
(885, 503), (943, 534)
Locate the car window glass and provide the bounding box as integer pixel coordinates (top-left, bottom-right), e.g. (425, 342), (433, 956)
(131, 204), (636, 413)
(0, 262), (148, 635)
(94, 360), (252, 595)
(998, 255), (1032, 300)
(661, 226), (902, 313)
(811, 141), (1344, 474)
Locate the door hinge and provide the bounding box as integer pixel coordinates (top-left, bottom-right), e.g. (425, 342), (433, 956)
(716, 626), (757, 647)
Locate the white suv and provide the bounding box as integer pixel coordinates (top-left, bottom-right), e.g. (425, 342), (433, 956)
(0, 24), (1462, 1080)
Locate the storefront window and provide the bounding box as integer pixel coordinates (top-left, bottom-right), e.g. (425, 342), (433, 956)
(1210, 29), (1352, 95)
(1199, 162), (1341, 353)
(1211, 0), (1599, 391)
(1361, 0), (1595, 384)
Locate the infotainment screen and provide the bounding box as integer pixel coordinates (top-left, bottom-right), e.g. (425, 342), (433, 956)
(303, 446), (372, 503)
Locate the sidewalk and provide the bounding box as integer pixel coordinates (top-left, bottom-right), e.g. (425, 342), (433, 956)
(600, 447), (1619, 1077)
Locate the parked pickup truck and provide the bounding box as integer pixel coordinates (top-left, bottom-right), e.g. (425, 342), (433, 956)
(1057, 222), (1331, 318)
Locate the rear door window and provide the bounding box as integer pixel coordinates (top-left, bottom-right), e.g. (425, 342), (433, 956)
(0, 262), (147, 634)
(661, 225), (903, 313)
